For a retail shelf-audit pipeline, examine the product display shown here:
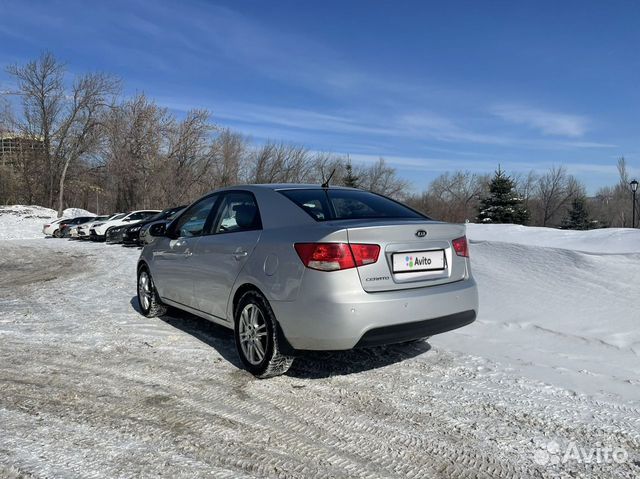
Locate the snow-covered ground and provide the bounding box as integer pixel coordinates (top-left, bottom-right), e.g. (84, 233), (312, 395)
(0, 213), (639, 478)
(0, 205), (95, 240)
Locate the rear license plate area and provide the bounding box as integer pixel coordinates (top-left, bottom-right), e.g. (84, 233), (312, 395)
(392, 250), (446, 273)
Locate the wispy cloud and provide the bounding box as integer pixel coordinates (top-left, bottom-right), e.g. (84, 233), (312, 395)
(491, 104), (589, 137)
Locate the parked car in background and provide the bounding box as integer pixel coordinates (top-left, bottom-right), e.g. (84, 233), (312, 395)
(137, 185), (478, 378)
(90, 210), (159, 241)
(105, 224), (128, 244)
(78, 214), (122, 239)
(66, 216), (109, 238)
(43, 218), (67, 237)
(58, 216), (97, 238)
(122, 205), (186, 246)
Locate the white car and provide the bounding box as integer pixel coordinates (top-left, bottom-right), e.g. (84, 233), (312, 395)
(70, 215), (111, 238)
(43, 218), (68, 237)
(78, 214), (123, 239)
(90, 210), (160, 241)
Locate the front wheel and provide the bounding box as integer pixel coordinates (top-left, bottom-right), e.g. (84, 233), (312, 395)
(137, 267), (167, 317)
(234, 290), (294, 378)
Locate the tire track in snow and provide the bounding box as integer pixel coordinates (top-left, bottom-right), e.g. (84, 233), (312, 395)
(0, 239), (638, 478)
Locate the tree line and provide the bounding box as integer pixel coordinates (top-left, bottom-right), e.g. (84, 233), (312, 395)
(0, 53), (636, 228)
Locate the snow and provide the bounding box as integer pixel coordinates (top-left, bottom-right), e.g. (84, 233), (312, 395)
(438, 226), (640, 403)
(0, 205), (95, 240)
(467, 222), (640, 254)
(62, 207), (95, 218)
(0, 205), (58, 240)
(0, 212), (638, 477)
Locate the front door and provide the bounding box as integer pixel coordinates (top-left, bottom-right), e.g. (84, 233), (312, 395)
(152, 194), (219, 308)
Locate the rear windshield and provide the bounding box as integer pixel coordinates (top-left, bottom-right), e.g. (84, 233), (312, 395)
(279, 189), (427, 222)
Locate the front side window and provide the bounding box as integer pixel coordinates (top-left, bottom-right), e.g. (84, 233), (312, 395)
(171, 195), (218, 238)
(211, 192), (261, 234)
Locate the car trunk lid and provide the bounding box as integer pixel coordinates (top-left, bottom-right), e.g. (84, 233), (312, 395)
(330, 219), (468, 292)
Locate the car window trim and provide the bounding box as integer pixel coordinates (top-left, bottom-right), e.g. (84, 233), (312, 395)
(277, 188), (430, 222)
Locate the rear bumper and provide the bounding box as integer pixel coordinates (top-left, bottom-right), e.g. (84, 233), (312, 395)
(354, 309), (475, 348)
(270, 272), (479, 350)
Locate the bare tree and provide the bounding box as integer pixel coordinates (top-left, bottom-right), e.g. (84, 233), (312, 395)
(358, 158), (409, 199)
(249, 142), (314, 183)
(7, 52), (119, 215)
(209, 129), (248, 188)
(535, 166), (584, 226)
(165, 109), (215, 202)
(101, 94), (170, 211)
(407, 171), (487, 222)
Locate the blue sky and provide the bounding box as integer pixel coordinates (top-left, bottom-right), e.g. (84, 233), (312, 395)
(1, 0), (639, 193)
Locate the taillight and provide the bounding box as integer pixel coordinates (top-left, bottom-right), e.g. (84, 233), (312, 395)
(452, 236), (469, 257)
(294, 243), (380, 271)
(350, 244), (380, 266)
(295, 243), (355, 271)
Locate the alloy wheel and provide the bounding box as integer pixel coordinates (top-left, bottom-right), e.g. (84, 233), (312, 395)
(138, 270), (152, 312)
(238, 303), (268, 365)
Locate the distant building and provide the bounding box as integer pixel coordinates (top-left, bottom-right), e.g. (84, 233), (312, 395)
(0, 134), (45, 169)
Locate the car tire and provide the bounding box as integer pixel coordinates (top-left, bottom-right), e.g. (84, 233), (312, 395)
(53, 229), (61, 238)
(137, 267), (167, 317)
(234, 290), (294, 378)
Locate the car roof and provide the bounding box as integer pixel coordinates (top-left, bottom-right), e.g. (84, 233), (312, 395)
(213, 183), (359, 193)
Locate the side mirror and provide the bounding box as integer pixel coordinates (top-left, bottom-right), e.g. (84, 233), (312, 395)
(149, 223), (167, 237)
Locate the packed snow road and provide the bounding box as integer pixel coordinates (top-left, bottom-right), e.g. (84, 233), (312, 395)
(0, 237), (639, 478)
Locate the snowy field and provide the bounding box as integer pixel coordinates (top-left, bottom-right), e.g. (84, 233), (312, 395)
(0, 208), (639, 478)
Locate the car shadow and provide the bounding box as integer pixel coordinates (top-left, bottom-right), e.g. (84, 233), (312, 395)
(287, 341), (432, 379)
(130, 296), (433, 378)
(129, 296), (241, 368)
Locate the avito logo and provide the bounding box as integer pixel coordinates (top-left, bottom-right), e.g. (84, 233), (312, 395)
(405, 256), (432, 268)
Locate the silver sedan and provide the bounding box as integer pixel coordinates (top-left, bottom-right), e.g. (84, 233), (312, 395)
(137, 184), (478, 377)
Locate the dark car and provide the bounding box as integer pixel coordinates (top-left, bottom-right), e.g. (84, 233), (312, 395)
(122, 205), (186, 246)
(105, 224), (128, 244)
(58, 216), (97, 238)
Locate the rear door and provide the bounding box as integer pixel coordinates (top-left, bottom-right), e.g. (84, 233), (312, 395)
(152, 195), (219, 308)
(192, 191), (262, 320)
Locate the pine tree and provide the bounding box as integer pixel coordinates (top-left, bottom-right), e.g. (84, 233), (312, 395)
(561, 196), (592, 230)
(343, 160), (359, 188)
(476, 167), (529, 224)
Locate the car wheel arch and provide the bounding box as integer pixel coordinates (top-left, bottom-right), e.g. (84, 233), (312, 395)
(231, 283), (267, 322)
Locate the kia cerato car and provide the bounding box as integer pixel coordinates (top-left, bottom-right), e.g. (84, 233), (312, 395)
(137, 184), (478, 378)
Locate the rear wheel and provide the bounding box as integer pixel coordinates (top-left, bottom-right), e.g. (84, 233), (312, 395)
(234, 290), (294, 378)
(137, 267), (167, 317)
(53, 229), (61, 238)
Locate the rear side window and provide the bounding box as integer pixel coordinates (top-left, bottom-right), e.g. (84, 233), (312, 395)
(280, 189), (427, 221)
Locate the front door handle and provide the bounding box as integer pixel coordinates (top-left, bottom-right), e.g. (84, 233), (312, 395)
(233, 249), (248, 260)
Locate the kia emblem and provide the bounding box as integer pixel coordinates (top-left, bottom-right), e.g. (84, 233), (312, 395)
(415, 229), (427, 238)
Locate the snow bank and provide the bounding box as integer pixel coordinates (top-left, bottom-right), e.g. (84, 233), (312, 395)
(0, 205), (57, 240)
(467, 223), (640, 253)
(0, 205), (94, 240)
(62, 207), (95, 218)
(435, 223), (640, 403)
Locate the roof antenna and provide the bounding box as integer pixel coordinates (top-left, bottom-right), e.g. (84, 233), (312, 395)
(321, 168), (336, 188)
